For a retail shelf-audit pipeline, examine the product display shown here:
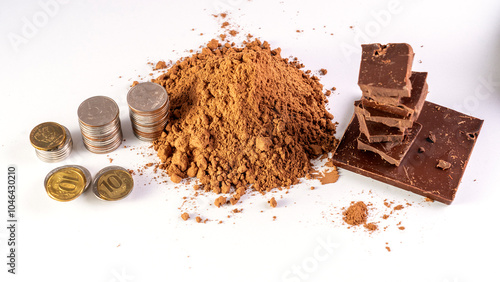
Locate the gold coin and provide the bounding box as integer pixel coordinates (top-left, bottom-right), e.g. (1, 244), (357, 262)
(95, 169), (133, 201)
(30, 122), (66, 151)
(46, 167), (87, 202)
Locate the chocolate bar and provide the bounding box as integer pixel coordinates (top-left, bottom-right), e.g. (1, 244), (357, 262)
(358, 43), (414, 98)
(357, 122), (422, 166)
(331, 101), (483, 204)
(362, 72), (429, 119)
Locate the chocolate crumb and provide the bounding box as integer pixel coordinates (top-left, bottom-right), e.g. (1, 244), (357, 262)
(437, 160), (451, 170)
(418, 147), (425, 153)
(427, 132), (436, 143)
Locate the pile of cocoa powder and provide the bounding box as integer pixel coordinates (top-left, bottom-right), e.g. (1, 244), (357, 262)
(152, 38), (337, 205)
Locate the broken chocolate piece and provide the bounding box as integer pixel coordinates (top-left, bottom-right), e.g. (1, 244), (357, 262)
(355, 101), (405, 143)
(331, 101), (483, 204)
(436, 160), (451, 170)
(355, 101), (413, 130)
(358, 43), (414, 98)
(361, 72), (429, 118)
(357, 122), (422, 166)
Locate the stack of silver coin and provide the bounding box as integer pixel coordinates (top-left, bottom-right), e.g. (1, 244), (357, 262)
(77, 96), (123, 154)
(127, 82), (170, 142)
(30, 122), (73, 163)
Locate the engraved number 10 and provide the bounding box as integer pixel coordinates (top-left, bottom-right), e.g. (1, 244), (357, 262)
(102, 175), (123, 193)
(59, 174), (79, 191)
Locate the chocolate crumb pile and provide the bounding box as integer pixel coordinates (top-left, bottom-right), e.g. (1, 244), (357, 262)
(152, 39), (337, 204)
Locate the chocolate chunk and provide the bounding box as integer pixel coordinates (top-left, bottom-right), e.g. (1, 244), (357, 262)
(358, 43), (414, 98)
(355, 101), (405, 143)
(355, 101), (413, 131)
(418, 147), (425, 153)
(357, 122), (422, 166)
(436, 160), (451, 170)
(331, 101), (483, 204)
(361, 72), (428, 117)
(427, 132), (436, 143)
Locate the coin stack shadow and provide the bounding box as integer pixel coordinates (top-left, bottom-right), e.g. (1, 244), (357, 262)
(77, 96), (123, 154)
(30, 122), (73, 163)
(127, 82), (170, 142)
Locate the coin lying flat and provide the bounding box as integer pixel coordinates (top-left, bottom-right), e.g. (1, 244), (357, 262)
(127, 82), (170, 142)
(44, 165), (92, 202)
(78, 96), (120, 127)
(77, 96), (123, 154)
(92, 166), (134, 201)
(30, 122), (73, 162)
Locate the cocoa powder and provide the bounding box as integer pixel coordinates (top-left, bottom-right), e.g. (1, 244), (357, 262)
(343, 201), (368, 226)
(153, 39), (337, 203)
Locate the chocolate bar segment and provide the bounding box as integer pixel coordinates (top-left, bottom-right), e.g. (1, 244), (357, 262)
(357, 122), (422, 166)
(355, 101), (405, 143)
(358, 43), (414, 98)
(355, 102), (413, 130)
(331, 101), (483, 204)
(362, 72), (428, 119)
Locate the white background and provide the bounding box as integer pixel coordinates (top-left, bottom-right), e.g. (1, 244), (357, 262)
(1, 0), (500, 281)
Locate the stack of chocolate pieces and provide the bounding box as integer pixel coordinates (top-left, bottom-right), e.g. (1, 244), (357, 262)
(331, 43), (484, 204)
(355, 43), (427, 166)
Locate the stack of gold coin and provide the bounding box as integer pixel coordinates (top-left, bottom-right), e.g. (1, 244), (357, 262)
(127, 82), (170, 142)
(44, 165), (92, 201)
(30, 122), (73, 162)
(92, 166), (134, 201)
(77, 96), (123, 154)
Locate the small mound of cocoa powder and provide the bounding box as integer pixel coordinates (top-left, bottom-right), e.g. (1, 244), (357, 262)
(342, 201), (378, 232)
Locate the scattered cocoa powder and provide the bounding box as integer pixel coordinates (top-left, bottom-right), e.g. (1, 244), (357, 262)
(195, 216), (202, 223)
(154, 61), (167, 70)
(319, 68), (327, 75)
(269, 197), (277, 208)
(393, 205), (404, 211)
(214, 196), (226, 208)
(153, 39), (337, 202)
(343, 201), (368, 226)
(181, 213), (189, 221)
(363, 222), (378, 231)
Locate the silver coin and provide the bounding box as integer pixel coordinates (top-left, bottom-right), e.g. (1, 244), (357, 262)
(78, 96), (123, 154)
(127, 82), (170, 142)
(78, 96), (120, 127)
(127, 82), (169, 113)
